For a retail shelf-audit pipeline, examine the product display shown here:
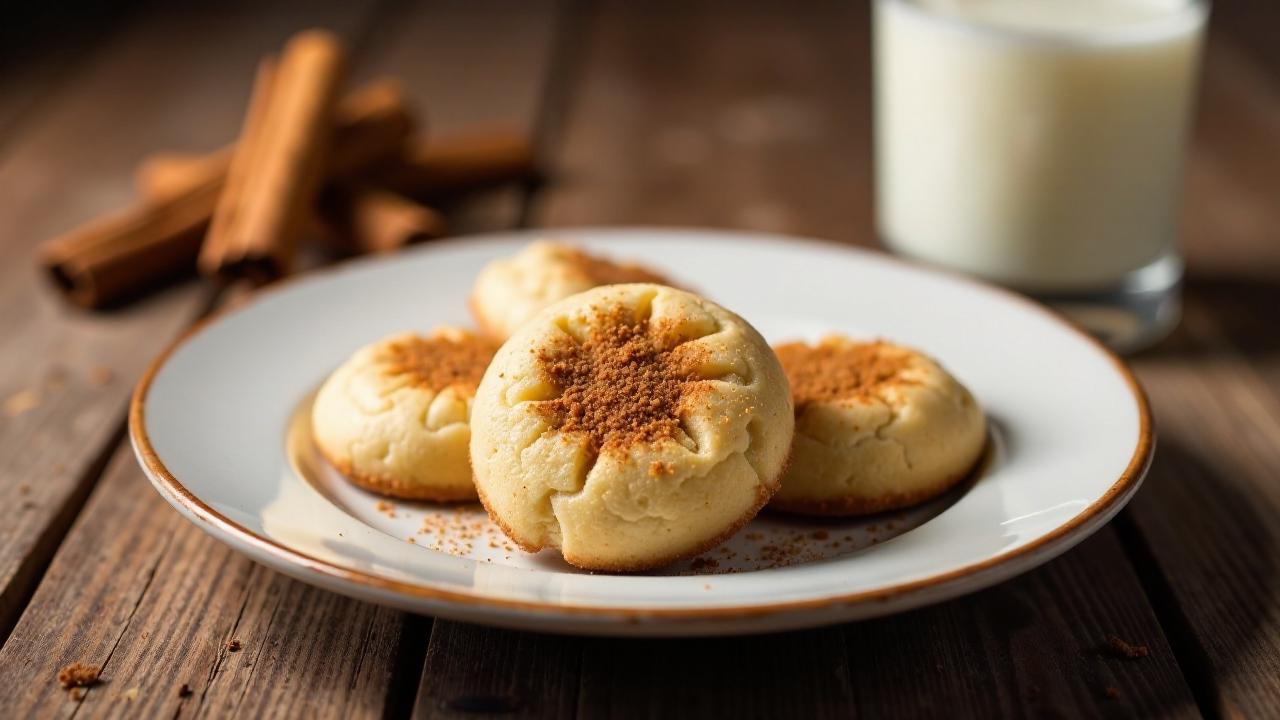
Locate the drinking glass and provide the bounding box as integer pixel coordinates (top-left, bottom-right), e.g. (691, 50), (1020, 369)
(874, 0), (1209, 352)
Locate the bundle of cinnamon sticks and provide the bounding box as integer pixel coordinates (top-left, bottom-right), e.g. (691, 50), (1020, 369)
(39, 29), (540, 309)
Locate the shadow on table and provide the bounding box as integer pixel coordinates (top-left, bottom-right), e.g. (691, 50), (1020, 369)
(1117, 434), (1278, 714)
(416, 275), (1279, 716)
(1143, 270), (1280, 360)
(427, 439), (1264, 717)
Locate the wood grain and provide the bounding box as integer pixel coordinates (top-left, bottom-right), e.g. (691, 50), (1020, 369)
(0, 0), (563, 716)
(415, 624), (583, 719)
(0, 5), (132, 148)
(1112, 25), (1280, 717)
(0, 442), (424, 718)
(349, 0), (566, 232)
(1, 0), (1279, 717)
(415, 538), (1196, 719)
(540, 0), (873, 243)
(575, 629), (855, 720)
(846, 532), (1197, 718)
(1121, 367), (1280, 718)
(0, 0), (384, 644)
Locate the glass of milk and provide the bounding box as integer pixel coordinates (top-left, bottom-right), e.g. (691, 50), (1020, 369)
(874, 0), (1208, 352)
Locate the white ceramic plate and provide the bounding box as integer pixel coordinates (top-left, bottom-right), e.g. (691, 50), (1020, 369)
(131, 228), (1152, 636)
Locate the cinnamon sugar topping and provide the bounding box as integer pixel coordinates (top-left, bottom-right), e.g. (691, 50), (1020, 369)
(383, 334), (497, 393)
(649, 460), (676, 476)
(563, 245), (670, 287)
(536, 304), (705, 454)
(774, 341), (913, 410)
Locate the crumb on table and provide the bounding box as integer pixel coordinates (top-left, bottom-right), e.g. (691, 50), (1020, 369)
(57, 662), (100, 689)
(4, 389), (40, 417)
(1105, 634), (1149, 659)
(89, 366), (114, 386)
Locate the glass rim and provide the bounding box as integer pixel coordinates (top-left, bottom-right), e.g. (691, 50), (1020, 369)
(878, 0), (1210, 48)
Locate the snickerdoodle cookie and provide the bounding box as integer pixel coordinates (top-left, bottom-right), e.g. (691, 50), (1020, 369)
(312, 327), (497, 501)
(770, 337), (985, 516)
(469, 283), (794, 571)
(469, 240), (672, 340)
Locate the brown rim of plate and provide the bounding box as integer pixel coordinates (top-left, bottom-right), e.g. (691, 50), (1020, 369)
(128, 231), (1155, 624)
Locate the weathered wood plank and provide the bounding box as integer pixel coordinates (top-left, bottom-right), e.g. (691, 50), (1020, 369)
(0, 6), (141, 148)
(8, 0), (1278, 718)
(1118, 22), (1280, 716)
(0, 441), (422, 717)
(419, 2), (1197, 718)
(0, 0), (384, 639)
(846, 531), (1197, 718)
(1177, 41), (1280, 276)
(0, 5), (132, 146)
(576, 629), (855, 720)
(539, 0), (874, 243)
(0, 0), (563, 716)
(1208, 0), (1280, 82)
(348, 0), (566, 232)
(1121, 367), (1280, 718)
(415, 624), (583, 719)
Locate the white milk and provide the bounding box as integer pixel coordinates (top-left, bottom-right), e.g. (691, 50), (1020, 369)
(874, 0), (1207, 291)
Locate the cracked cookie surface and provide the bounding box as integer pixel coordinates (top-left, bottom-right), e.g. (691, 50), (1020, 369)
(469, 283), (794, 571)
(469, 240), (673, 341)
(312, 328), (497, 501)
(770, 338), (986, 516)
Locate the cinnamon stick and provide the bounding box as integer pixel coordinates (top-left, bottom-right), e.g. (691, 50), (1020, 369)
(41, 78), (412, 309)
(325, 81), (417, 178)
(137, 122), (534, 205)
(134, 151), (226, 202)
(200, 55), (281, 278)
(200, 31), (346, 282)
(372, 126), (539, 201)
(323, 185), (448, 255)
(39, 178), (221, 308)
(136, 146), (444, 258)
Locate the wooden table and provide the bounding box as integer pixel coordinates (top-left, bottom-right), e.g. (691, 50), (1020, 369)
(1, 1), (1276, 717)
